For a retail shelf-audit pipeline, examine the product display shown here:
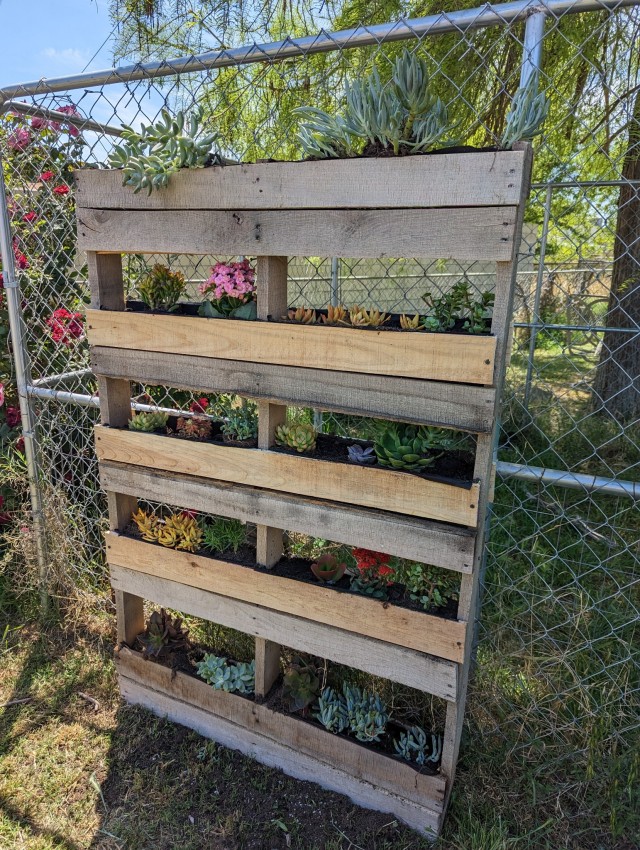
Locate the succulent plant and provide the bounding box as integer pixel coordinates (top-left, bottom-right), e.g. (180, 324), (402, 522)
(320, 305), (348, 325)
(282, 656), (320, 712)
(374, 423), (457, 472)
(464, 291), (495, 335)
(215, 395), (258, 443)
(393, 727), (442, 766)
(286, 307), (316, 324)
(274, 422), (317, 453)
(399, 313), (421, 330)
(201, 517), (247, 554)
(310, 553), (347, 584)
(347, 444), (376, 465)
(128, 411), (169, 432)
(176, 415), (213, 441)
(137, 264), (186, 312)
(107, 107), (220, 195)
(158, 513), (203, 553)
(132, 507), (159, 542)
(294, 107), (357, 159)
(395, 561), (459, 610)
(343, 683), (389, 742)
(137, 608), (190, 658)
(314, 687), (349, 734)
(196, 654), (255, 695)
(501, 73), (549, 149)
(348, 305), (389, 328)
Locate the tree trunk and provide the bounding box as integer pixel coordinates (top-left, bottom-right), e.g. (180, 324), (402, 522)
(593, 89), (640, 421)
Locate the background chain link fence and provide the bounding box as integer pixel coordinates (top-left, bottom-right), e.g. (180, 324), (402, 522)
(0, 0), (638, 840)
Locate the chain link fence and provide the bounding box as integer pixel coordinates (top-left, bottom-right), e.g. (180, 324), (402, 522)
(0, 0), (638, 841)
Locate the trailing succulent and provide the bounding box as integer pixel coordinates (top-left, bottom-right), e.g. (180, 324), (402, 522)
(315, 683), (388, 742)
(374, 423), (458, 471)
(196, 654), (255, 695)
(107, 107), (219, 195)
(137, 608), (190, 659)
(315, 687), (349, 734)
(128, 411), (169, 432)
(310, 553), (347, 584)
(282, 656), (321, 712)
(501, 73), (550, 149)
(137, 264), (186, 312)
(274, 422), (317, 453)
(296, 50), (453, 158)
(393, 727), (443, 766)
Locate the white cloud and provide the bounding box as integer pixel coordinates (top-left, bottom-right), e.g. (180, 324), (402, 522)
(41, 47), (92, 71)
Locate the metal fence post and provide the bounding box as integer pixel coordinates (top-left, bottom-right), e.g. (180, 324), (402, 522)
(0, 153), (50, 612)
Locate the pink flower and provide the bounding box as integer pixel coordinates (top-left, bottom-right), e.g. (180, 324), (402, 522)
(23, 211), (37, 224)
(31, 116), (50, 130)
(40, 171), (54, 182)
(53, 185), (69, 196)
(7, 128), (31, 150)
(0, 384), (4, 407)
(6, 406), (20, 428)
(46, 308), (84, 345)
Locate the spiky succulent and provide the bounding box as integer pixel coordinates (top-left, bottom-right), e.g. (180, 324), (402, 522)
(315, 687), (349, 734)
(374, 423), (457, 471)
(286, 307), (316, 324)
(176, 415), (213, 441)
(501, 73), (549, 149)
(158, 513), (203, 553)
(132, 507), (159, 542)
(347, 444), (376, 465)
(348, 305), (389, 328)
(107, 107), (220, 195)
(393, 727), (442, 766)
(137, 608), (190, 658)
(196, 654), (255, 695)
(282, 656), (320, 712)
(201, 517), (247, 555)
(137, 264), (186, 312)
(343, 683), (389, 743)
(128, 411), (169, 432)
(320, 304), (348, 325)
(274, 422), (317, 453)
(400, 313), (422, 330)
(310, 553), (347, 584)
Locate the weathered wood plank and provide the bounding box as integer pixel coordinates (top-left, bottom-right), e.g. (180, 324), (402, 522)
(95, 427), (479, 526)
(87, 311), (496, 386)
(77, 206), (517, 261)
(100, 462), (476, 573)
(110, 564), (459, 700)
(91, 346), (496, 432)
(107, 533), (466, 662)
(76, 152), (527, 212)
(117, 647), (446, 813)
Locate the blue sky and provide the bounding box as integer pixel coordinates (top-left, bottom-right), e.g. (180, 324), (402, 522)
(0, 0), (115, 88)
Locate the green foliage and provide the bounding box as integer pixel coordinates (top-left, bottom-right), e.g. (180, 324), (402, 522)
(274, 422), (317, 453)
(213, 395), (258, 442)
(373, 423), (458, 471)
(314, 686), (349, 734)
(501, 73), (550, 149)
(422, 280), (494, 334)
(137, 263), (186, 311)
(282, 656), (321, 711)
(201, 517), (247, 555)
(393, 726), (442, 766)
(314, 683), (389, 742)
(107, 107), (219, 194)
(137, 608), (191, 658)
(349, 575), (389, 599)
(394, 561), (459, 610)
(196, 654), (255, 694)
(128, 411), (169, 432)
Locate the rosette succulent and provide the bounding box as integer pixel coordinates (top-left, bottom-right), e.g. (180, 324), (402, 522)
(128, 411), (169, 432)
(374, 423), (457, 471)
(274, 422), (317, 453)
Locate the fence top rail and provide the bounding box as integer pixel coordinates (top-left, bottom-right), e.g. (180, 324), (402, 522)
(1, 0), (638, 101)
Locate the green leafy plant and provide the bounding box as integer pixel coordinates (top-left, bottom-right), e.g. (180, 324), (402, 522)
(201, 517), (247, 554)
(213, 395), (258, 443)
(274, 422), (317, 453)
(393, 726), (442, 766)
(422, 280), (472, 332)
(314, 686), (349, 734)
(196, 654), (255, 694)
(464, 291), (495, 334)
(128, 410), (169, 432)
(282, 656), (321, 712)
(107, 107), (219, 195)
(395, 562), (459, 610)
(374, 423), (458, 471)
(350, 547), (394, 600)
(501, 73), (549, 148)
(310, 553), (347, 583)
(137, 263), (186, 311)
(137, 608), (190, 658)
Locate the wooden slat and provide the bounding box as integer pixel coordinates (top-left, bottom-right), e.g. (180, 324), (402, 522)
(107, 533), (466, 663)
(91, 346), (496, 431)
(100, 463), (476, 573)
(87, 311), (496, 386)
(111, 564), (459, 700)
(95, 426), (479, 526)
(117, 661), (443, 835)
(76, 206), (517, 261)
(76, 151), (527, 211)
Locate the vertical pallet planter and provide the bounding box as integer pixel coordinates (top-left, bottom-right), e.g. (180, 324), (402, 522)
(78, 145), (531, 838)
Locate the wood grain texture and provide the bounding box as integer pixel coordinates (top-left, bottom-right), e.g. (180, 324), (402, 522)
(91, 346), (496, 431)
(254, 638), (281, 700)
(110, 564), (458, 699)
(76, 206), (517, 261)
(77, 152), (527, 212)
(107, 533), (466, 662)
(87, 310), (496, 385)
(100, 462), (476, 572)
(95, 426), (479, 526)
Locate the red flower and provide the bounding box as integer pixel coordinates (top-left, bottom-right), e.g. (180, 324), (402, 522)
(53, 185), (69, 196)
(46, 308), (84, 345)
(40, 171), (54, 181)
(6, 406), (20, 428)
(22, 211), (37, 223)
(189, 397), (209, 414)
(352, 547), (394, 582)
(15, 436), (25, 453)
(14, 250), (29, 270)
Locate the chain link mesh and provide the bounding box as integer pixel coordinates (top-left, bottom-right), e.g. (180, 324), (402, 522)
(1, 1), (638, 839)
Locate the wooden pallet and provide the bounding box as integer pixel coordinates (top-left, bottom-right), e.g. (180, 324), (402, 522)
(78, 145), (532, 838)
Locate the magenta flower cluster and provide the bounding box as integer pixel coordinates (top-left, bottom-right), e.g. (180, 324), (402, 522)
(200, 260), (256, 303)
(7, 105), (82, 150)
